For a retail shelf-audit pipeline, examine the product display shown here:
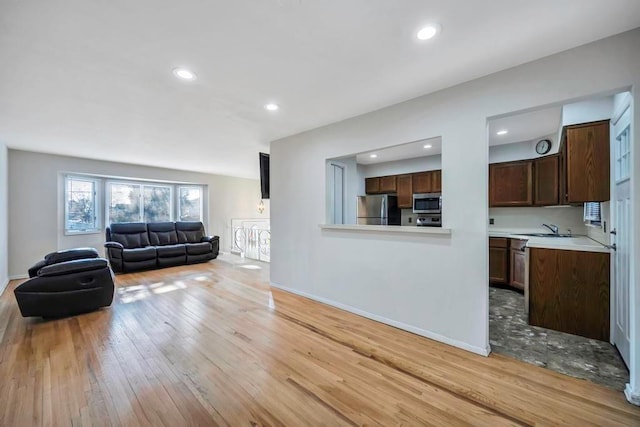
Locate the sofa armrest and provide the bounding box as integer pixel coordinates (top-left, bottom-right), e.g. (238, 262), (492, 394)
(44, 247), (100, 265)
(38, 258), (109, 277)
(104, 241), (124, 250)
(28, 259), (47, 278)
(201, 235), (220, 244)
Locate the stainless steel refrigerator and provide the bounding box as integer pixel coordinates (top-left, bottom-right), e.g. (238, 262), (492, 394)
(356, 195), (401, 225)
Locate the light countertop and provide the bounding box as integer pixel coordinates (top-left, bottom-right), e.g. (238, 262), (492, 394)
(319, 224), (452, 235)
(489, 228), (610, 253)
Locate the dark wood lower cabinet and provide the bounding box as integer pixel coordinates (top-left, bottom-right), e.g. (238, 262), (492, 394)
(529, 248), (610, 341)
(509, 240), (526, 290)
(489, 246), (509, 285)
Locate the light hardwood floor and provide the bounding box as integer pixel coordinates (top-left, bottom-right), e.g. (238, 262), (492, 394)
(1, 255), (639, 426)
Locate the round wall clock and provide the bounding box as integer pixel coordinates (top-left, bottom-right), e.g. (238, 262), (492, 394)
(535, 139), (552, 155)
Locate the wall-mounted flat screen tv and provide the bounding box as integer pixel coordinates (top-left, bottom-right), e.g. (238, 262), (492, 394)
(259, 152), (269, 199)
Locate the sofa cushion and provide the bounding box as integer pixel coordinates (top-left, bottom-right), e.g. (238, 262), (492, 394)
(176, 221), (205, 244)
(148, 222), (179, 246)
(156, 244), (186, 258)
(108, 223), (150, 249)
(122, 247), (157, 262)
(186, 242), (212, 255)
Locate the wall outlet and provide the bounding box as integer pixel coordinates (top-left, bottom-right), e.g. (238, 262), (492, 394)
(489, 218), (495, 225)
(408, 217), (412, 223)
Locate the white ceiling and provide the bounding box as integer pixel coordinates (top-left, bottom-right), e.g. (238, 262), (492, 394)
(356, 137), (441, 165)
(488, 107), (562, 146)
(1, 1), (639, 178)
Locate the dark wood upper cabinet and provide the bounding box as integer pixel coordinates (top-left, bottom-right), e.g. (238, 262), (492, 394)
(379, 175), (397, 193)
(533, 155), (559, 206)
(565, 120), (610, 203)
(489, 161), (533, 207)
(365, 169), (441, 198)
(396, 174), (413, 208)
(412, 171), (431, 194)
(431, 170), (442, 193)
(365, 177), (380, 194)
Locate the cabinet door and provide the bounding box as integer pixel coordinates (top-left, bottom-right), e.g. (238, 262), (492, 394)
(365, 177), (380, 194)
(431, 170), (442, 193)
(510, 249), (526, 290)
(489, 161), (533, 207)
(396, 174), (413, 208)
(529, 248), (609, 341)
(412, 172), (431, 193)
(566, 120), (610, 203)
(379, 176), (397, 193)
(489, 238), (509, 285)
(534, 155), (559, 206)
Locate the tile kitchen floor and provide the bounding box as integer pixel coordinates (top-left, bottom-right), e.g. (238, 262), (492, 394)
(489, 286), (629, 391)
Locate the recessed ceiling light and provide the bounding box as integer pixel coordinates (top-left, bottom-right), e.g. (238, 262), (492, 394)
(424, 144), (432, 149)
(265, 103), (279, 111)
(417, 24), (441, 41)
(173, 68), (196, 81)
(496, 130), (508, 135)
(370, 154), (377, 158)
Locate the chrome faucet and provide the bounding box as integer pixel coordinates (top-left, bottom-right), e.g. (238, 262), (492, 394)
(542, 223), (559, 235)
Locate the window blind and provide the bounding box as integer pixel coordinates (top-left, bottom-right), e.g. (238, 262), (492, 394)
(584, 202), (601, 223)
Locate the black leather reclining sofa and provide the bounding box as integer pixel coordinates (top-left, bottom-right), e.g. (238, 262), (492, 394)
(105, 221), (219, 273)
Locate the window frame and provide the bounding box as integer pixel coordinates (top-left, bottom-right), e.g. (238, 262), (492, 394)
(178, 185), (204, 222)
(106, 180), (176, 225)
(64, 175), (101, 235)
(584, 201), (602, 227)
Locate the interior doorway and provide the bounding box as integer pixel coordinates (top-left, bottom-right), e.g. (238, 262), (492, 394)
(486, 92), (633, 391)
(611, 93), (632, 367)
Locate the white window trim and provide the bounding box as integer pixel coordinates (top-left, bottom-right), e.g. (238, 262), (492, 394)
(62, 173), (206, 231)
(64, 175), (102, 235)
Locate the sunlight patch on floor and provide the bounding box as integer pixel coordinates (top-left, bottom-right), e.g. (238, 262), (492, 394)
(118, 280), (187, 303)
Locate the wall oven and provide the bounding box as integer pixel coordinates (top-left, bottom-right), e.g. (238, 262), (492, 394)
(412, 193), (442, 214)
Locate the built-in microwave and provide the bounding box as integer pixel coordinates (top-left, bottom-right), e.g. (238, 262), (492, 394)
(413, 193), (442, 214)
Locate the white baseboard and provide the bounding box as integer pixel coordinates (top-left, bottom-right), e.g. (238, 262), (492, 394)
(9, 274), (28, 280)
(0, 277), (8, 297)
(625, 384), (640, 406)
(270, 281), (490, 357)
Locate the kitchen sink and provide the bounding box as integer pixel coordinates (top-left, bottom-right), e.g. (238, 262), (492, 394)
(518, 233), (574, 238)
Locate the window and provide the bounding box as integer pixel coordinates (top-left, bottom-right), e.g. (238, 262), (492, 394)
(108, 183), (141, 223)
(62, 174), (205, 230)
(179, 186), (203, 221)
(107, 182), (173, 224)
(65, 176), (100, 233)
(584, 202), (601, 226)
(143, 185), (172, 222)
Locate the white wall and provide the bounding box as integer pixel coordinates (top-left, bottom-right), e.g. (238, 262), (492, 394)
(489, 206), (585, 234)
(562, 96), (614, 126)
(361, 155), (442, 177)
(270, 27), (640, 373)
(8, 150), (266, 276)
(488, 133), (558, 163)
(0, 142), (8, 294)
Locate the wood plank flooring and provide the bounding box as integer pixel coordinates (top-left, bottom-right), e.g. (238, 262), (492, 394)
(1, 255), (639, 426)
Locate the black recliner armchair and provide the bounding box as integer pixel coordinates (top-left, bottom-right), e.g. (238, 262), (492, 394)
(14, 248), (115, 318)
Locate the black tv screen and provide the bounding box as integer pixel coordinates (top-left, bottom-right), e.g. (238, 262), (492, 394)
(259, 152), (270, 199)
